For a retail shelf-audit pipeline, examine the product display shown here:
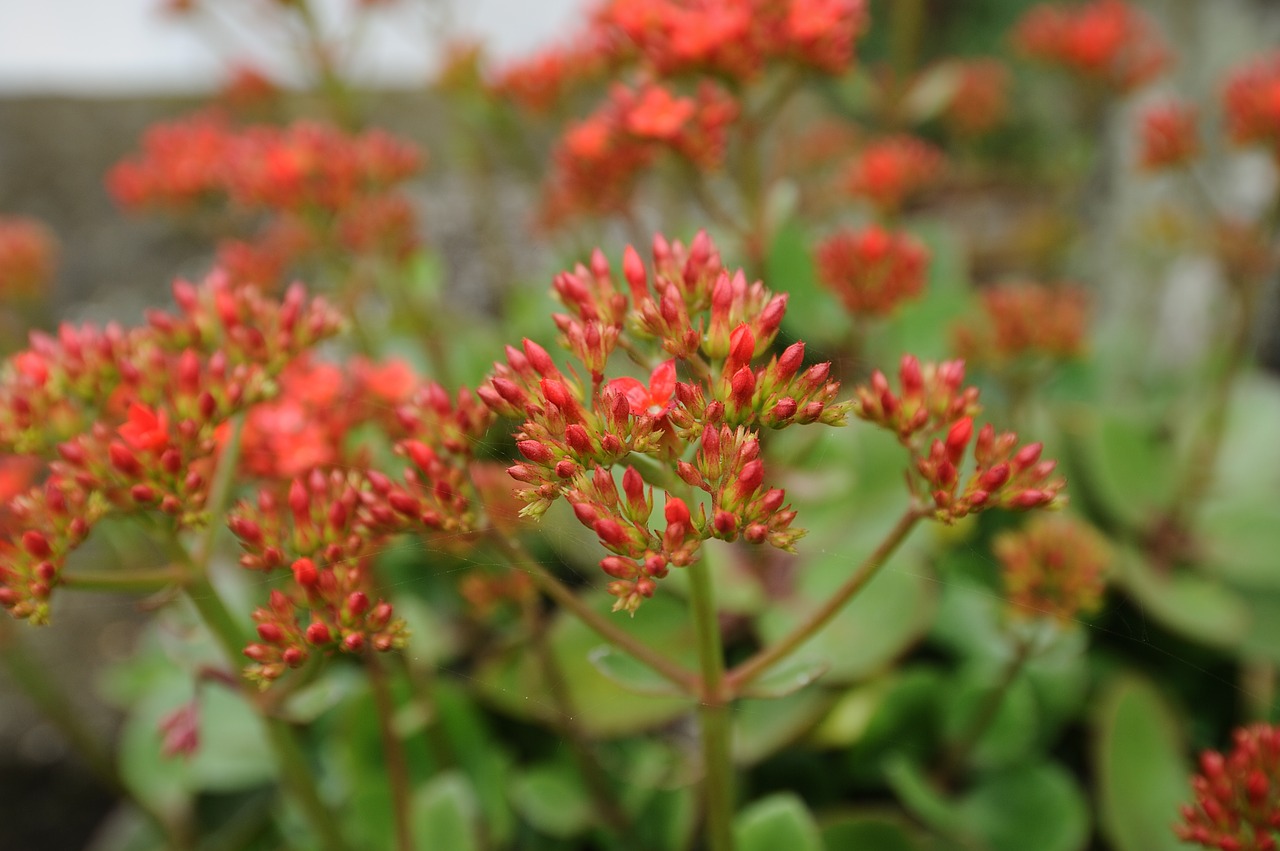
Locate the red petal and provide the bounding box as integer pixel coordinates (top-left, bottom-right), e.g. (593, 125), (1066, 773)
(649, 359), (677, 405)
(606, 376), (649, 415)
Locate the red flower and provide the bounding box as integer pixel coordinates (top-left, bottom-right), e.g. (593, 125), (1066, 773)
(118, 403), (170, 452)
(607, 359), (677, 417)
(1138, 100), (1200, 171)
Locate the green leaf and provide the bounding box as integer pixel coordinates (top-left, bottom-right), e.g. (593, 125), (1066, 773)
(474, 592), (697, 738)
(1061, 410), (1175, 528)
(843, 667), (945, 781)
(955, 763), (1090, 851)
(768, 220), (850, 348)
(734, 794), (825, 851)
(1093, 675), (1195, 851)
(410, 771), (482, 851)
(738, 658), (830, 699)
(732, 688), (838, 765)
(1112, 546), (1250, 649)
(756, 542), (935, 686)
(942, 666), (1041, 771)
(1198, 501), (1280, 591)
(434, 679), (517, 844)
(820, 810), (928, 851)
(507, 762), (595, 838)
(587, 646), (689, 697)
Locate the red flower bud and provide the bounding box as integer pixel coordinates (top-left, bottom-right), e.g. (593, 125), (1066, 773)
(347, 591), (370, 616)
(292, 558), (318, 587)
(306, 622), (332, 645)
(946, 416), (973, 463)
(665, 496), (691, 526)
(728, 323), (755, 367)
(343, 633), (365, 653)
(517, 440), (554, 463)
(776, 342), (805, 380)
(257, 623), (284, 643)
(21, 531), (51, 559)
(594, 518), (629, 548)
(523, 338), (557, 376)
(108, 442), (141, 475)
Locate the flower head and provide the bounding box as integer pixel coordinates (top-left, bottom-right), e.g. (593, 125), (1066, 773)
(608, 360), (677, 418)
(1177, 723), (1280, 851)
(994, 515), (1109, 623)
(815, 226), (930, 317)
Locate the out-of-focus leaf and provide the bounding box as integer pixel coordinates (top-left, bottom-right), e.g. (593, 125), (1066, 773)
(820, 810), (928, 851)
(732, 688), (838, 765)
(1198, 501), (1280, 590)
(410, 771), (482, 851)
(734, 794), (825, 851)
(955, 763), (1089, 851)
(588, 646), (688, 697)
(1060, 409), (1175, 528)
(756, 542), (935, 685)
(942, 666), (1041, 771)
(1112, 546), (1250, 649)
(434, 679), (516, 844)
(507, 762), (594, 838)
(1093, 675), (1195, 851)
(738, 658), (831, 699)
(843, 667), (945, 780)
(473, 592), (697, 738)
(769, 219), (850, 348)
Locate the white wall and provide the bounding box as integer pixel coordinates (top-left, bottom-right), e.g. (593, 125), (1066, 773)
(0, 0), (588, 94)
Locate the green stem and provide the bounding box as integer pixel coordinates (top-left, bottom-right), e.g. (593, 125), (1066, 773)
(491, 534), (698, 693)
(940, 635), (1034, 784)
(60, 566), (186, 593)
(522, 596), (635, 845)
(0, 618), (189, 847)
(687, 558), (735, 851)
(183, 573), (351, 851)
(367, 652), (415, 851)
(887, 0), (927, 124)
(725, 507), (923, 693)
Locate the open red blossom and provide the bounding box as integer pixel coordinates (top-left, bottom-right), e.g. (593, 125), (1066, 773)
(608, 360), (677, 418)
(1223, 51), (1280, 161)
(1013, 0), (1169, 92)
(118, 402), (170, 452)
(1138, 100), (1201, 171)
(625, 86), (697, 140)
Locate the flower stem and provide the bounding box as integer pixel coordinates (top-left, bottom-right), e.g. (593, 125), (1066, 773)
(687, 557), (735, 851)
(60, 566), (186, 593)
(521, 595), (636, 845)
(0, 617), (190, 848)
(939, 634), (1034, 784)
(724, 507), (923, 694)
(183, 573), (352, 851)
(491, 533), (698, 693)
(366, 652), (415, 851)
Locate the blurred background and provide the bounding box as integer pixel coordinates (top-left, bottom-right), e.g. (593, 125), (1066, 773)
(1, 0), (1279, 849)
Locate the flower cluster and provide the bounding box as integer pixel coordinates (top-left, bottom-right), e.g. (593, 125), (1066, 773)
(542, 82), (738, 225)
(853, 355), (1065, 521)
(0, 271), (344, 623)
(1138, 100), (1201, 171)
(109, 114), (424, 287)
(952, 283), (1089, 367)
(814, 225), (930, 318)
(993, 515), (1109, 623)
(0, 216), (57, 300)
(482, 231), (848, 611)
(1013, 0), (1169, 93)
(228, 376), (490, 683)
(1223, 52), (1280, 162)
(501, 0), (868, 225)
(1178, 723), (1280, 851)
(843, 136), (945, 216)
(942, 58), (1011, 138)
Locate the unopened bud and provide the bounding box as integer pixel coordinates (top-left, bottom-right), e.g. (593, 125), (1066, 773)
(306, 622), (332, 644)
(292, 558), (318, 587)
